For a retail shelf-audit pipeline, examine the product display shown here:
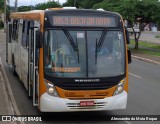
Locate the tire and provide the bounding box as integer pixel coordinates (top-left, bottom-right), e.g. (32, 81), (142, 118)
(12, 55), (17, 76)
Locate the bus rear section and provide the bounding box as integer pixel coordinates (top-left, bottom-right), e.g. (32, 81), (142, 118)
(6, 9), (131, 112)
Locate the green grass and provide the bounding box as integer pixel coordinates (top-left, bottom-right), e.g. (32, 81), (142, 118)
(129, 47), (160, 57)
(155, 35), (160, 39)
(0, 26), (4, 30)
(129, 40), (160, 57)
(130, 39), (160, 50)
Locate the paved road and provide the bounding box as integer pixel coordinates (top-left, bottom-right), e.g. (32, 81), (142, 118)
(0, 32), (160, 124)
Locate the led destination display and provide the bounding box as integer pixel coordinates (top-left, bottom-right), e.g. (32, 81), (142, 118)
(52, 16), (117, 27)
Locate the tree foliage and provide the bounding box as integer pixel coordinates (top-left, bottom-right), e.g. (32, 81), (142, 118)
(35, 1), (61, 10)
(9, 0), (160, 49)
(93, 0), (160, 49)
(18, 6), (32, 12)
(0, 0), (4, 12)
(63, 0), (103, 8)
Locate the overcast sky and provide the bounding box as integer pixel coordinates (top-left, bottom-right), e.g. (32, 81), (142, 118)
(10, 0), (67, 6)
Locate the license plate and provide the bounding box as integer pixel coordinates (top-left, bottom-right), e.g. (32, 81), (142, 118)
(80, 101), (94, 106)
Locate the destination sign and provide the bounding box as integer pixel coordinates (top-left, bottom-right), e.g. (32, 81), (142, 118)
(51, 16), (117, 27)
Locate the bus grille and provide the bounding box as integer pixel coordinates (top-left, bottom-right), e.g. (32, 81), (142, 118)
(58, 82), (118, 90)
(66, 102), (107, 110)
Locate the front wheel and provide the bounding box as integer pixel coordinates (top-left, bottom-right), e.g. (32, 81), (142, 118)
(12, 64), (17, 76)
(12, 55), (17, 76)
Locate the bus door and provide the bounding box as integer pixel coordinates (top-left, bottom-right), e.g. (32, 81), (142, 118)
(28, 24), (39, 106)
(6, 22), (12, 64)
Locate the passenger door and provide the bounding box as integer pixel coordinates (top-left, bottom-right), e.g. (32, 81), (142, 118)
(28, 24), (39, 106)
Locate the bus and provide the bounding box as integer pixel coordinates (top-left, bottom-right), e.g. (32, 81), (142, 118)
(6, 8), (131, 112)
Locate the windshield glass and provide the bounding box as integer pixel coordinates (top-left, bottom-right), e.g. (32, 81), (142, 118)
(44, 29), (125, 78)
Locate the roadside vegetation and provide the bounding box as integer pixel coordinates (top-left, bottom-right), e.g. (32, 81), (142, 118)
(0, 21), (3, 29)
(155, 35), (160, 39)
(128, 40), (160, 57)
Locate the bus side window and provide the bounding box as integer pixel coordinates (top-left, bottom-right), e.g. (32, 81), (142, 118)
(22, 20), (27, 48)
(26, 21), (30, 49)
(9, 23), (12, 43)
(12, 20), (16, 40)
(22, 21), (30, 49)
(15, 20), (19, 41)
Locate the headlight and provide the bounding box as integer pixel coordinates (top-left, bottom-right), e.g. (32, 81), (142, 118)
(44, 79), (59, 97)
(113, 79), (125, 96)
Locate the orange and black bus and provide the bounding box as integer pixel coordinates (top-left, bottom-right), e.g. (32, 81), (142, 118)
(6, 8), (131, 112)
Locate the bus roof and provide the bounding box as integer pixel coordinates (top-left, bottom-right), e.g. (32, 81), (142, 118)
(10, 8), (121, 20)
(10, 10), (44, 20)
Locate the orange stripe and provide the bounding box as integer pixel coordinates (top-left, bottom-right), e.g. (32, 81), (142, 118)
(39, 11), (46, 109)
(56, 86), (117, 99)
(120, 17), (129, 92)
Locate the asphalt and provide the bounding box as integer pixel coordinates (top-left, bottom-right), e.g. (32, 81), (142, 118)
(0, 30), (160, 123)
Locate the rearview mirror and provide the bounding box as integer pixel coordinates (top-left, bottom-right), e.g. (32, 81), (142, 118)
(125, 27), (130, 44)
(128, 49), (132, 64)
(36, 31), (43, 48)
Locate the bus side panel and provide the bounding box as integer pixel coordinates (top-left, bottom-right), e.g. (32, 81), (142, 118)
(15, 22), (23, 78)
(20, 47), (28, 90)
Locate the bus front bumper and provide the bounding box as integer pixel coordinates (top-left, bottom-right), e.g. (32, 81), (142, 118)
(40, 91), (127, 112)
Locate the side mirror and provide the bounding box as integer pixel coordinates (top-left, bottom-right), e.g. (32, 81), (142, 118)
(36, 31), (43, 48)
(125, 27), (130, 44)
(128, 49), (132, 64)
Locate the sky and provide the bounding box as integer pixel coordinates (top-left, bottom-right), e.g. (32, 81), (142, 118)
(10, 0), (67, 6)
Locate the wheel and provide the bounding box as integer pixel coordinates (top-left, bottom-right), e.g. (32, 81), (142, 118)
(12, 55), (17, 76)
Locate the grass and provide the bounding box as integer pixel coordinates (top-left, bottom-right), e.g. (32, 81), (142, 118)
(0, 26), (4, 30)
(155, 35), (160, 39)
(0, 27), (3, 30)
(129, 39), (160, 50)
(129, 40), (160, 57)
(129, 47), (160, 56)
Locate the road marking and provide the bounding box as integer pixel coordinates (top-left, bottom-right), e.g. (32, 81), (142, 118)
(129, 72), (142, 79)
(132, 55), (160, 66)
(126, 121), (132, 124)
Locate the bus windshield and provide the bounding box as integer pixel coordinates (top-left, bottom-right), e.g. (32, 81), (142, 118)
(44, 29), (125, 78)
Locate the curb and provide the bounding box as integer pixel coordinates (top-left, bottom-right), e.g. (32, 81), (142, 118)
(132, 55), (160, 66)
(0, 58), (25, 124)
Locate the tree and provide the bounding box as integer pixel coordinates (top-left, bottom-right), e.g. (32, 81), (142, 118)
(119, 0), (160, 49)
(0, 0), (4, 12)
(93, 0), (121, 12)
(93, 0), (160, 49)
(63, 0), (103, 8)
(35, 1), (61, 10)
(18, 6), (32, 12)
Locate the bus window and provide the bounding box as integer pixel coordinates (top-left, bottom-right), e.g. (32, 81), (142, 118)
(22, 20), (28, 48)
(44, 29), (125, 78)
(15, 20), (19, 42)
(12, 20), (18, 41)
(22, 21), (34, 49)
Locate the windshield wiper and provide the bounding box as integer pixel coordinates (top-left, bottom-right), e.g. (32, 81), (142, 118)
(96, 28), (108, 52)
(63, 28), (78, 51)
(95, 28), (107, 64)
(63, 28), (79, 63)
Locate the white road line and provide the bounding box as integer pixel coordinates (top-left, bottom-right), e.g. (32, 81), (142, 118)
(132, 55), (160, 66)
(125, 121), (132, 124)
(129, 72), (142, 79)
